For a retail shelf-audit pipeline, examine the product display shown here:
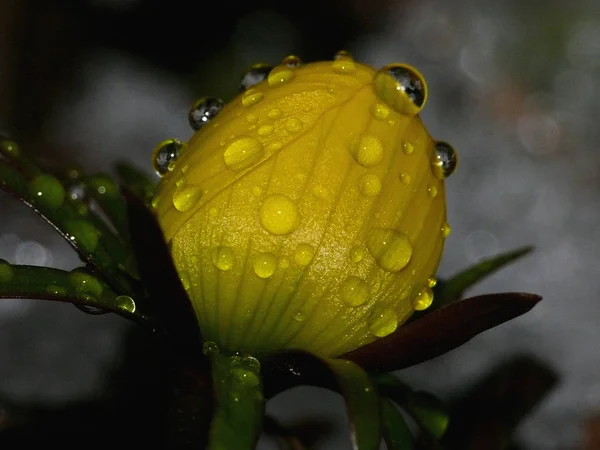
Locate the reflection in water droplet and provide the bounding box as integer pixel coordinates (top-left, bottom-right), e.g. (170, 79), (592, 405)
(294, 243), (314, 266)
(152, 139), (185, 175)
(241, 89), (264, 107)
(352, 135), (384, 167)
(212, 246), (234, 271)
(116, 295), (136, 313)
(240, 63), (273, 91)
(259, 194), (300, 235)
(370, 309), (398, 337)
(203, 341), (219, 356)
(223, 137), (264, 171)
(46, 284), (67, 296)
(412, 286), (434, 311)
(400, 172), (411, 185)
(432, 141), (458, 179)
(0, 260), (13, 283)
(340, 276), (369, 307)
(367, 228), (412, 272)
(373, 63), (428, 116)
(253, 253), (277, 278)
(173, 186), (203, 212)
(349, 247), (364, 263)
(268, 68), (295, 86)
(285, 117), (302, 133)
(282, 54), (303, 68)
(370, 103), (390, 120)
(188, 97), (224, 130)
(334, 50), (353, 59)
(359, 173), (382, 196)
(28, 175), (66, 210)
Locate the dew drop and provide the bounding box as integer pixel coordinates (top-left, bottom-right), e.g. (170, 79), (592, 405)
(116, 295), (136, 313)
(0, 259), (13, 283)
(152, 139), (185, 176)
(441, 223), (451, 238)
(366, 228), (412, 272)
(173, 185), (203, 212)
(359, 173), (382, 197)
(312, 185), (329, 199)
(400, 172), (411, 185)
(294, 243), (314, 266)
(251, 186), (263, 197)
(278, 257), (290, 269)
(223, 136), (264, 171)
(27, 175), (66, 210)
(334, 49), (353, 59)
(412, 286), (434, 311)
(188, 97), (224, 130)
(151, 195), (161, 209)
(402, 140), (414, 155)
(332, 55), (356, 74)
(46, 284), (67, 296)
(259, 194), (300, 235)
(241, 89), (264, 107)
(282, 54), (302, 68)
(68, 269), (103, 296)
(64, 220), (100, 253)
(427, 185), (438, 198)
(373, 63), (427, 116)
(340, 276), (369, 307)
(268, 67), (295, 86)
(231, 368), (260, 387)
(349, 247), (364, 263)
(179, 271), (191, 290)
(370, 103), (390, 120)
(240, 63), (273, 91)
(293, 311), (307, 322)
(267, 108), (283, 119)
(432, 141), (458, 179)
(369, 309), (398, 337)
(352, 135), (384, 167)
(241, 355), (261, 372)
(203, 341), (220, 356)
(253, 252), (277, 278)
(0, 138), (20, 157)
(212, 246), (234, 271)
(285, 117), (302, 133)
(427, 277), (437, 288)
(257, 125), (273, 136)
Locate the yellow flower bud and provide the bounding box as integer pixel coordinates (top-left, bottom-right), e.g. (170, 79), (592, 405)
(151, 55), (455, 358)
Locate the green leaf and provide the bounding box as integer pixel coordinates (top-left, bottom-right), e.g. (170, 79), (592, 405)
(0, 159), (136, 294)
(375, 374), (448, 440)
(0, 263), (148, 323)
(115, 161), (156, 205)
(341, 292), (541, 372)
(381, 398), (414, 450)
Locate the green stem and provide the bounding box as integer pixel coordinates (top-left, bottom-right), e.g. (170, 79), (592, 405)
(207, 351), (265, 450)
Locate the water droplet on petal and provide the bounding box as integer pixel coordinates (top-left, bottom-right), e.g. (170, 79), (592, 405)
(212, 246), (234, 271)
(293, 311), (306, 322)
(188, 97), (224, 130)
(173, 185), (203, 212)
(370, 103), (390, 120)
(223, 136), (264, 171)
(267, 108), (282, 119)
(0, 260), (13, 283)
(340, 276), (369, 307)
(349, 247), (364, 263)
(432, 141), (458, 179)
(116, 295), (136, 313)
(373, 63), (428, 115)
(441, 223), (451, 238)
(367, 228), (412, 272)
(412, 286), (434, 311)
(282, 54), (302, 68)
(268, 67), (294, 86)
(240, 63), (273, 91)
(332, 55), (356, 74)
(334, 49), (353, 59)
(259, 194), (300, 235)
(402, 140), (414, 155)
(351, 135), (384, 167)
(241, 89), (264, 107)
(253, 252), (277, 278)
(294, 243), (314, 266)
(369, 309), (398, 337)
(257, 125), (273, 136)
(285, 117), (302, 133)
(68, 269), (103, 296)
(427, 184), (438, 198)
(46, 284), (67, 296)
(27, 175), (66, 210)
(203, 341), (219, 356)
(152, 139), (186, 176)
(359, 173), (382, 196)
(427, 277), (437, 288)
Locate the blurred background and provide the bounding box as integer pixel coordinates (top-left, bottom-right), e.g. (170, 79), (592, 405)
(1, 0), (600, 448)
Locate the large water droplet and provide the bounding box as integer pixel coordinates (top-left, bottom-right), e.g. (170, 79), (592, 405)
(294, 243), (314, 266)
(27, 175), (66, 210)
(68, 269), (103, 296)
(212, 246), (234, 271)
(253, 252), (277, 278)
(268, 67), (294, 86)
(332, 53), (356, 74)
(259, 194), (300, 235)
(241, 89), (264, 107)
(179, 271), (191, 290)
(152, 139), (185, 176)
(366, 228), (413, 272)
(340, 276), (369, 307)
(369, 309), (398, 337)
(427, 277), (437, 288)
(432, 141), (458, 179)
(359, 173), (382, 196)
(293, 311), (306, 322)
(223, 136), (264, 171)
(116, 295), (136, 313)
(173, 185), (203, 212)
(65, 220), (100, 253)
(240, 63), (273, 91)
(0, 259), (13, 283)
(373, 63), (428, 116)
(188, 97), (224, 130)
(412, 286), (434, 311)
(351, 135), (383, 167)
(282, 54), (302, 68)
